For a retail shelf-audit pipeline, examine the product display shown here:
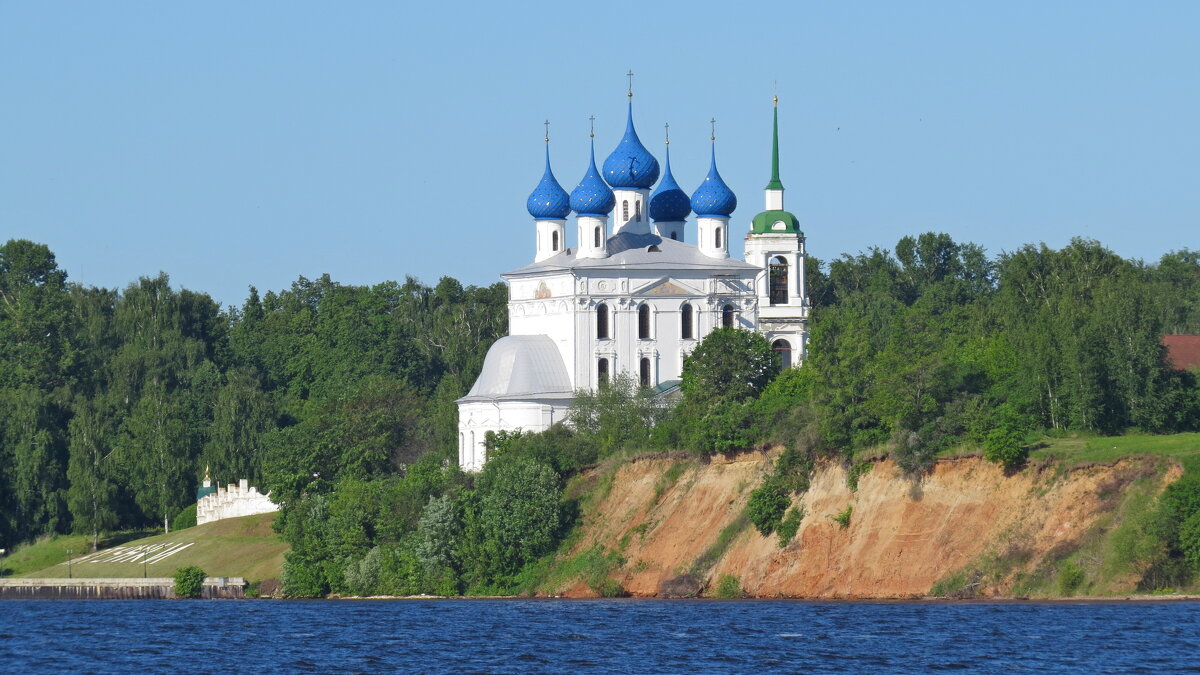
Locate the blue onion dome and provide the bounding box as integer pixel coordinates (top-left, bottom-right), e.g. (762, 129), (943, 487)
(526, 144), (570, 220)
(569, 140), (616, 217)
(690, 145), (737, 217)
(649, 146), (690, 222)
(602, 102), (660, 189)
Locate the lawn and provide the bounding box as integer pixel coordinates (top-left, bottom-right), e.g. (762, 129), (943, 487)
(1, 513), (288, 582)
(1028, 432), (1200, 472)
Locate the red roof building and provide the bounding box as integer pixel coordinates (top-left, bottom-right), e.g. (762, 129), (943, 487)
(1163, 335), (1200, 371)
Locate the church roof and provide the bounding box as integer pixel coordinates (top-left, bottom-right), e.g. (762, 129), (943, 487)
(569, 140), (616, 217)
(526, 144), (571, 220)
(602, 101), (660, 189)
(506, 231), (758, 276)
(458, 335), (574, 402)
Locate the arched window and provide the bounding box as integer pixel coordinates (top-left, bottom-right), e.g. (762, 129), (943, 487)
(769, 256), (788, 305)
(715, 227), (723, 249)
(773, 339), (792, 369)
(635, 200), (642, 222)
(622, 200), (629, 221)
(639, 357), (651, 387)
(670, 231), (678, 241)
(681, 303), (693, 339)
(551, 230), (559, 252)
(722, 304), (734, 328)
(638, 304), (651, 339)
(594, 226), (601, 248)
(597, 303), (609, 339)
(598, 358), (609, 386)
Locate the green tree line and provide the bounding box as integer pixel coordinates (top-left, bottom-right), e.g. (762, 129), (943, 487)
(0, 239), (506, 552)
(3, 233), (1199, 595)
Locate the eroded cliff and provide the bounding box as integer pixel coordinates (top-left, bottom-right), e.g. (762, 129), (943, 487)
(554, 450), (1179, 598)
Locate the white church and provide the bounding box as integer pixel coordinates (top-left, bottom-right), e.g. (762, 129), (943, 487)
(457, 90), (810, 471)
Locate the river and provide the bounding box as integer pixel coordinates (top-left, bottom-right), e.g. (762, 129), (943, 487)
(2, 599), (1197, 673)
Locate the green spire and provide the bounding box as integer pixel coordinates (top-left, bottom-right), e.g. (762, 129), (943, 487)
(765, 96), (784, 191)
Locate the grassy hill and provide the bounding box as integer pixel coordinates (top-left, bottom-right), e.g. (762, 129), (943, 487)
(1, 513), (287, 583)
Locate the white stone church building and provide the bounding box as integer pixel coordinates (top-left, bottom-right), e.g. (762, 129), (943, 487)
(457, 92), (810, 471)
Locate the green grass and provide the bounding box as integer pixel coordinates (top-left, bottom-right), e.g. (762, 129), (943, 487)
(0, 530), (154, 577)
(690, 510), (750, 576)
(6, 513), (288, 582)
(1029, 432), (1200, 472)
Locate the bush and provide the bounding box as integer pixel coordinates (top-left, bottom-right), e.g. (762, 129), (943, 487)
(172, 504), (197, 530)
(1057, 560), (1086, 595)
(173, 565), (207, 599)
(983, 407), (1029, 468)
(713, 574), (742, 599)
(1180, 511), (1200, 571)
(830, 505), (852, 529)
(776, 506), (805, 548)
(846, 462), (872, 492)
(343, 547), (383, 596)
(281, 555), (328, 598)
(747, 480), (790, 536)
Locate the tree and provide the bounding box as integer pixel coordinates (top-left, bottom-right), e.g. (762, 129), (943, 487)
(204, 368), (275, 481)
(119, 382), (191, 531)
(680, 328), (779, 408)
(460, 457), (563, 588)
(66, 397), (119, 551)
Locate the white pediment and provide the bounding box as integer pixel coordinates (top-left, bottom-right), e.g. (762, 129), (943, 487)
(631, 277), (702, 297)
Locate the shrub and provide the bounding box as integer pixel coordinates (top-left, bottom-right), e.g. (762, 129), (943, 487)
(594, 577), (625, 598)
(172, 504), (197, 530)
(173, 565), (207, 599)
(747, 480), (790, 536)
(343, 547), (383, 596)
(1179, 511), (1200, 571)
(713, 574), (742, 599)
(281, 555), (328, 598)
(846, 462), (872, 492)
(984, 425), (1026, 468)
(776, 506), (805, 548)
(1057, 560), (1085, 595)
(830, 505), (852, 529)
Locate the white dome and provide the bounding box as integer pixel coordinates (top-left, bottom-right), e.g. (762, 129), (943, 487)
(463, 335), (572, 400)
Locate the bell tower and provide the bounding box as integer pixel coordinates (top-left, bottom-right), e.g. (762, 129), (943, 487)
(743, 96), (808, 366)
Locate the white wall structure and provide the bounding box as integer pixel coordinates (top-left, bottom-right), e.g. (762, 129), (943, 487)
(197, 478), (279, 525)
(457, 93), (810, 471)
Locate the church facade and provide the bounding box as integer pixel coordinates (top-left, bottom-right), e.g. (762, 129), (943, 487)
(457, 92), (809, 471)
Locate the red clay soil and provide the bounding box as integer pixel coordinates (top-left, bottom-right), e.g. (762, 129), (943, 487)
(557, 450), (1180, 599)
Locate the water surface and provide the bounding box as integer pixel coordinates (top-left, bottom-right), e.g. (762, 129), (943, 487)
(2, 599), (1197, 673)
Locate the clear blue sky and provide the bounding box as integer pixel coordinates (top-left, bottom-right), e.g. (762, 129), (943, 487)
(2, 2), (1197, 308)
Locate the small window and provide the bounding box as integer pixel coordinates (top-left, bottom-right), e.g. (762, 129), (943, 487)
(635, 200), (642, 222)
(594, 226), (601, 248)
(622, 200), (629, 222)
(670, 231), (678, 240)
(638, 304), (651, 339)
(773, 339), (792, 369)
(552, 230), (559, 252)
(639, 357), (651, 387)
(722, 304), (734, 328)
(715, 227), (723, 249)
(598, 358), (609, 386)
(681, 303), (693, 339)
(597, 303), (609, 339)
